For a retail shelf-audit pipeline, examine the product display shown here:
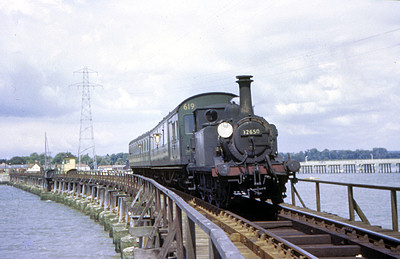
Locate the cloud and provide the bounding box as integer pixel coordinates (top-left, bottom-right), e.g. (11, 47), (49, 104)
(0, 63), (70, 117)
(0, 0), (399, 158)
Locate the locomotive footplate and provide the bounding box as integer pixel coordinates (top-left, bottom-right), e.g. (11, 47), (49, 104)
(212, 164), (286, 177)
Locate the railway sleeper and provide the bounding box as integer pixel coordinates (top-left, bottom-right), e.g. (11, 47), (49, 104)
(253, 220), (293, 229)
(282, 234), (332, 245)
(299, 244), (361, 257)
(277, 215), (400, 258)
(257, 220), (365, 257)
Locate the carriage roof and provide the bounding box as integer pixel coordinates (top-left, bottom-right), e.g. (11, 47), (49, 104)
(129, 92), (237, 145)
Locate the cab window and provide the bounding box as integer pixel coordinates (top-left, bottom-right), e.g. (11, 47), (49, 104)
(184, 114), (194, 134)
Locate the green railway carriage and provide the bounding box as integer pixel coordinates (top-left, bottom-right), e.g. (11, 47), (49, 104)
(129, 92), (237, 170)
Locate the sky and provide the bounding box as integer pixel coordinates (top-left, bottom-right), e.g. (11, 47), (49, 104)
(1, 0), (399, 159)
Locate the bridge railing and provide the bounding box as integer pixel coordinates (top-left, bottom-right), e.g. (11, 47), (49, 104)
(49, 171), (243, 259)
(289, 178), (399, 232)
(300, 159), (400, 174)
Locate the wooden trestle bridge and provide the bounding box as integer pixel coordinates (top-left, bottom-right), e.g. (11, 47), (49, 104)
(9, 171), (243, 259)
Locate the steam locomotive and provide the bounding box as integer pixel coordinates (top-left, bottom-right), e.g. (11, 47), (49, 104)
(129, 75), (300, 207)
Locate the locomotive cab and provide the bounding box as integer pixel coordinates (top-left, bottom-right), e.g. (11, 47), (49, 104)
(192, 104), (228, 131)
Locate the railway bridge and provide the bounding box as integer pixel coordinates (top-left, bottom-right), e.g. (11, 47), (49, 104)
(8, 171), (243, 259)
(6, 170), (400, 258)
(300, 158), (400, 174)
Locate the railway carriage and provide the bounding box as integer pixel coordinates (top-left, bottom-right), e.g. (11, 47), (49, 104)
(129, 76), (300, 207)
(129, 93), (236, 178)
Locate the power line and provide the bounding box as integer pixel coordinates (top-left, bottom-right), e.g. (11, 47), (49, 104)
(184, 28), (400, 86)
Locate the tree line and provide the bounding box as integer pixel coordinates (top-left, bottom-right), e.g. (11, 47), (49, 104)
(2, 147), (399, 167)
(1, 152), (129, 169)
(279, 148), (400, 162)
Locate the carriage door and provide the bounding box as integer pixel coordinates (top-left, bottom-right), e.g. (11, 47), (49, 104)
(168, 115), (179, 161)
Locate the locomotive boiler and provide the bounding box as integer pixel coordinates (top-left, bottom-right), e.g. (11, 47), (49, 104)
(129, 75), (299, 207)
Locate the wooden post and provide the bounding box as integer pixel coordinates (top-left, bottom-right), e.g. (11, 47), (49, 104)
(185, 215), (196, 259)
(316, 182), (321, 212)
(104, 189), (110, 210)
(391, 190), (398, 232)
(175, 205), (184, 259)
(53, 179), (57, 193)
(348, 186), (355, 221)
(162, 193), (167, 227)
(119, 197), (126, 223)
(209, 239), (221, 259)
(168, 198), (174, 233)
(82, 183), (86, 197)
(291, 180), (296, 206)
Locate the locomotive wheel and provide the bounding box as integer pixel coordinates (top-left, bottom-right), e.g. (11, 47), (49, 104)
(195, 173), (232, 207)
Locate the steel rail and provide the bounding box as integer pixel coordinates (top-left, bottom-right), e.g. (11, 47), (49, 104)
(176, 189), (400, 258)
(280, 204), (400, 244)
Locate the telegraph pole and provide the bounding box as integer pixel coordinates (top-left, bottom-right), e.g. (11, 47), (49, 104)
(70, 67), (101, 170)
(44, 132), (50, 170)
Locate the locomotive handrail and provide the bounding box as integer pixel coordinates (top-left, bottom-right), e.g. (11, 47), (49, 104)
(289, 178), (399, 231)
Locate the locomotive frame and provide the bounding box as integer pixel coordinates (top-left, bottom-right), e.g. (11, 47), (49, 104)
(129, 75), (299, 208)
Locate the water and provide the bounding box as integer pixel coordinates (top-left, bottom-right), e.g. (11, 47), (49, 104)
(0, 185), (119, 259)
(285, 173), (400, 230)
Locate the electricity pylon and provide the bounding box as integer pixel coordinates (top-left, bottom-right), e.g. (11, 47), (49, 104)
(70, 67), (101, 170)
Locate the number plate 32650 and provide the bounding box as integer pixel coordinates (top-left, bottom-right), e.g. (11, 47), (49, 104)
(241, 129), (262, 136)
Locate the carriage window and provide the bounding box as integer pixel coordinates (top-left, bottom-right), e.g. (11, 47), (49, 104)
(162, 126), (165, 146)
(171, 122), (176, 141)
(184, 114), (194, 134)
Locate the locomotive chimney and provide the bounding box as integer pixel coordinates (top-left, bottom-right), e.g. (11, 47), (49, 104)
(236, 75), (254, 116)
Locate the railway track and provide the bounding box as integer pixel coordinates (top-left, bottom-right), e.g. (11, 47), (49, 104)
(175, 190), (400, 258)
(276, 205), (400, 258)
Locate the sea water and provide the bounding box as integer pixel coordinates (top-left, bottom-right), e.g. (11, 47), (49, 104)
(285, 173), (400, 230)
(0, 185), (119, 259)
